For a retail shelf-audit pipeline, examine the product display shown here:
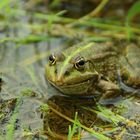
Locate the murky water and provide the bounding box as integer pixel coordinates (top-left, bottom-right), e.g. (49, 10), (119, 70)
(0, 1), (140, 140)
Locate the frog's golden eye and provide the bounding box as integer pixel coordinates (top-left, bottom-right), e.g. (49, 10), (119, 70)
(75, 57), (85, 70)
(48, 54), (56, 65)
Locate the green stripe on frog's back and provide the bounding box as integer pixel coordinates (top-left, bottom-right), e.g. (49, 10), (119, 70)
(64, 42), (117, 62)
(58, 42), (95, 80)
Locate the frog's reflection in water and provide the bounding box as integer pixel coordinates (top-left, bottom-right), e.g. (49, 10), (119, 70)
(42, 95), (98, 138)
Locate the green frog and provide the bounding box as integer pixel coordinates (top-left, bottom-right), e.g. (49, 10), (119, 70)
(45, 42), (140, 99)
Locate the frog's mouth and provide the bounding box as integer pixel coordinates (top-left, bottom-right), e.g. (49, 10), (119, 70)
(51, 79), (91, 87)
(48, 79), (95, 95)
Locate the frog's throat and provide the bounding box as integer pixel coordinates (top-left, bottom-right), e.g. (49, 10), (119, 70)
(57, 43), (95, 80)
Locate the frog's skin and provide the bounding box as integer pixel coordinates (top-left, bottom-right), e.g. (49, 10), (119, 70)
(45, 42), (140, 99)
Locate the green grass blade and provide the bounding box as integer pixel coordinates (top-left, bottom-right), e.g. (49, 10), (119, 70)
(126, 0), (140, 40)
(126, 0), (140, 21)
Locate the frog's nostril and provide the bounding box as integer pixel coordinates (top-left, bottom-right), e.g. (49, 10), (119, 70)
(64, 71), (70, 76)
(55, 69), (57, 74)
(55, 78), (63, 86)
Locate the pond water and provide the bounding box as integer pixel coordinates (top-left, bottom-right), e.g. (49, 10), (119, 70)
(0, 0), (140, 140)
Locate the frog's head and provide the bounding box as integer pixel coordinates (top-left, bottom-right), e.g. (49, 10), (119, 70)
(45, 43), (99, 95)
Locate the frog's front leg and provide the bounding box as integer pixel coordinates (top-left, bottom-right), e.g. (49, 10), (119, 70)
(97, 79), (121, 101)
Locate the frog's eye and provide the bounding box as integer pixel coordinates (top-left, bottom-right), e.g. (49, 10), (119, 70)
(48, 54), (56, 65)
(75, 57), (85, 70)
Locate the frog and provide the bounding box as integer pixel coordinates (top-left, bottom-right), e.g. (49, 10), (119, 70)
(45, 42), (140, 100)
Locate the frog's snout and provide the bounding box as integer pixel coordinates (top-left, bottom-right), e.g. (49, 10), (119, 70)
(55, 78), (64, 86)
(55, 73), (65, 86)
(55, 69), (70, 85)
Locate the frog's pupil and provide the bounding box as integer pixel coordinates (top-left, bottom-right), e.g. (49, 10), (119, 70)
(78, 60), (85, 66)
(49, 55), (55, 62)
